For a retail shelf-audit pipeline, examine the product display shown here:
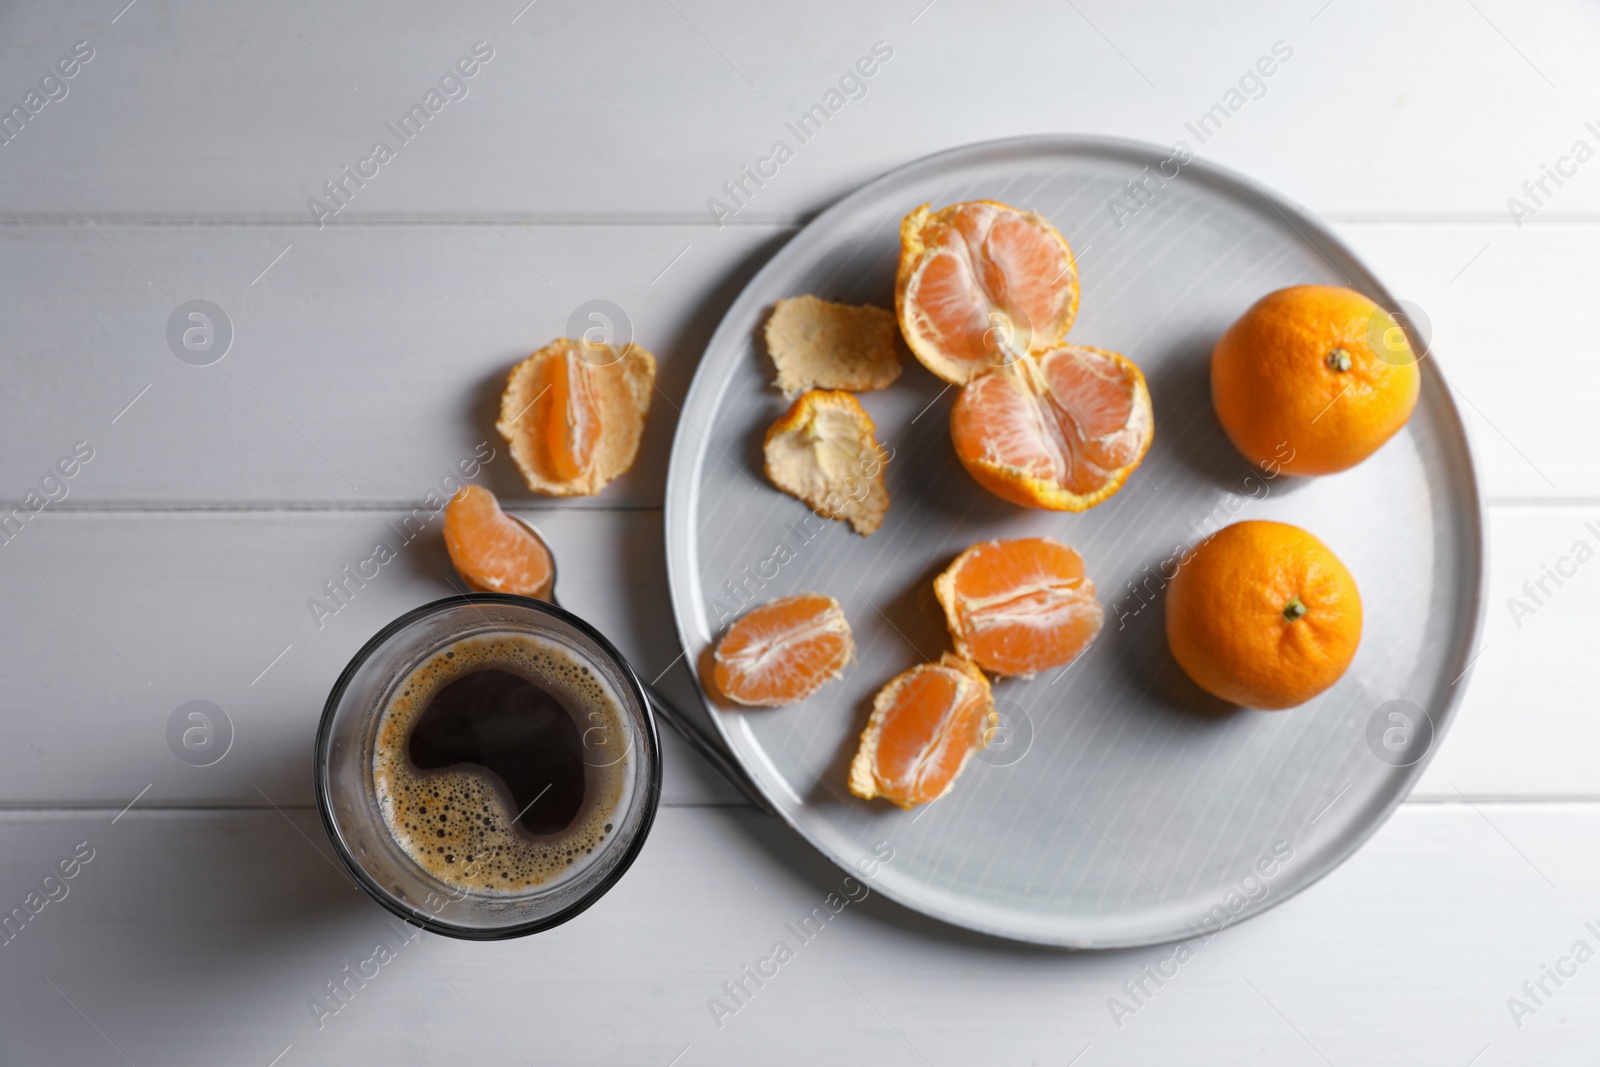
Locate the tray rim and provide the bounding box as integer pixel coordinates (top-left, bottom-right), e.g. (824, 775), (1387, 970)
(662, 133), (1488, 949)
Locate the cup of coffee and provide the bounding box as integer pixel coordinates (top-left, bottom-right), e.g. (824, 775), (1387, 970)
(315, 594), (661, 938)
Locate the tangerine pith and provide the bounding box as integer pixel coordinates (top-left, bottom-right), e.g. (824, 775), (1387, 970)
(497, 338), (656, 497)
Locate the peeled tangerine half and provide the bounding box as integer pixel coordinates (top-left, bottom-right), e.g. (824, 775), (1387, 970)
(849, 653), (996, 809)
(896, 200), (1079, 385)
(496, 338), (656, 497)
(934, 537), (1103, 678)
(442, 485), (555, 599)
(711, 594), (855, 707)
(952, 345), (1153, 511)
(763, 390), (890, 536)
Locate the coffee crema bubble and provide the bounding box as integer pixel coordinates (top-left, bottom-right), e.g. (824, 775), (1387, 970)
(372, 632), (631, 894)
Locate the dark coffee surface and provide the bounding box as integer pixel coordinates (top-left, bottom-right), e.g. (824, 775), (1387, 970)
(373, 632), (630, 893)
(408, 667), (586, 836)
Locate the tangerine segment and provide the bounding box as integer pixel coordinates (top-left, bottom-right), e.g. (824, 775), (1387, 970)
(442, 485), (555, 599)
(763, 390), (890, 536)
(951, 345), (1153, 511)
(1212, 285), (1420, 476)
(849, 653), (996, 809)
(544, 348), (602, 482)
(896, 200), (1079, 385)
(711, 594), (855, 707)
(497, 338), (656, 497)
(1165, 520), (1363, 710)
(933, 537), (1104, 678)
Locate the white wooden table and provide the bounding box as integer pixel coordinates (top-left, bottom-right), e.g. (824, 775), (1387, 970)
(2, 1), (1597, 1062)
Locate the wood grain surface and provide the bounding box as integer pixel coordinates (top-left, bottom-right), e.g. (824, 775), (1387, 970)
(2, 0), (1597, 1062)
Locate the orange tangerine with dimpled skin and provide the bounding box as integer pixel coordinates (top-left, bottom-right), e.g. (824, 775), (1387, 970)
(1212, 285), (1419, 476)
(1165, 520), (1362, 710)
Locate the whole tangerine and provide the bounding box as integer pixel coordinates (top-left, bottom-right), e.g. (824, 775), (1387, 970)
(1166, 520), (1362, 710)
(1212, 285), (1419, 476)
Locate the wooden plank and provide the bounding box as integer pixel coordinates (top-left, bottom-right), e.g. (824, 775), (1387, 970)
(1, 221), (1597, 506)
(0, 802), (1592, 1064)
(0, 504), (1595, 805)
(0, 509), (739, 807)
(0, 222), (787, 508)
(1415, 505), (1600, 799)
(1, 0), (1596, 221)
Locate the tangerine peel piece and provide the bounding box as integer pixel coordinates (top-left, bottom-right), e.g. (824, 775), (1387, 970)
(764, 295), (903, 397)
(763, 389), (890, 536)
(496, 338), (655, 497)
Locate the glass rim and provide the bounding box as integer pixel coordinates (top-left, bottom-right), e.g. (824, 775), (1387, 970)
(313, 592), (662, 941)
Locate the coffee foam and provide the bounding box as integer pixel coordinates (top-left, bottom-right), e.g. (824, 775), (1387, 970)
(372, 631), (631, 894)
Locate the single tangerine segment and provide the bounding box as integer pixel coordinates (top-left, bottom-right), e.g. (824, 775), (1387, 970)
(896, 200), (1079, 385)
(544, 348), (602, 482)
(933, 537), (1104, 678)
(849, 652), (996, 809)
(763, 390), (890, 536)
(951, 345), (1153, 510)
(497, 338), (656, 497)
(711, 593), (855, 707)
(1211, 285), (1420, 476)
(1165, 520), (1363, 710)
(442, 485), (555, 599)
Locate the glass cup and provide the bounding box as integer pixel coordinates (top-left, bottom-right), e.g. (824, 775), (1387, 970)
(315, 594), (661, 939)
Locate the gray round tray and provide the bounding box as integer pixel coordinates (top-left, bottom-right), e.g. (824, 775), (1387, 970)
(663, 135), (1485, 948)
